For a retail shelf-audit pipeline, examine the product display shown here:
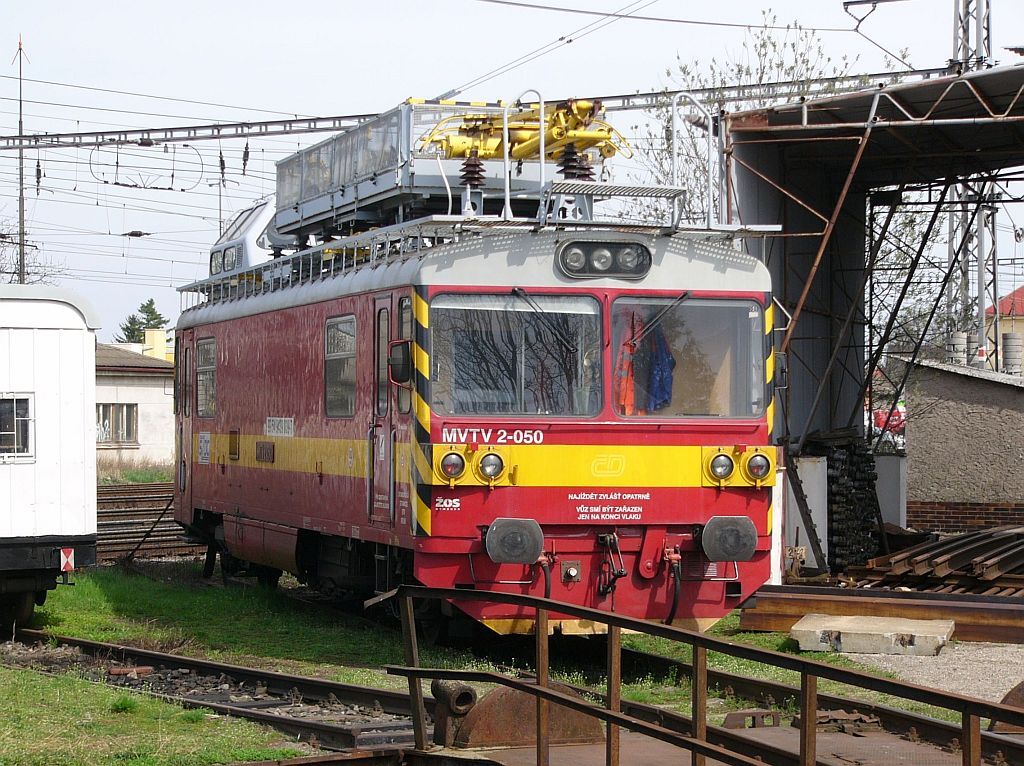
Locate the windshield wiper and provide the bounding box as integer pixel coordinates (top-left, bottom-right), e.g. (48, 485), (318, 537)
(626, 291), (688, 348)
(511, 287), (578, 355)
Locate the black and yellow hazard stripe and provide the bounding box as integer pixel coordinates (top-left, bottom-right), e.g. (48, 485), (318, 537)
(764, 296), (776, 533)
(411, 285), (433, 536)
(764, 298), (775, 439)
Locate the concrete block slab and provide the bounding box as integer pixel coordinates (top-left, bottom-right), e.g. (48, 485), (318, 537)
(790, 613), (954, 656)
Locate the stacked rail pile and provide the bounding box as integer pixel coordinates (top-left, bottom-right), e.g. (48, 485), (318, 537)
(97, 483), (204, 560)
(847, 524), (1024, 596)
(741, 526), (1024, 642)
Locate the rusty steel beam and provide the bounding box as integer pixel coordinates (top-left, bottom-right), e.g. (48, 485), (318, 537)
(399, 595), (428, 751)
(606, 624), (621, 766)
(535, 607), (549, 766)
(780, 121), (874, 355)
(740, 587), (1024, 643)
(793, 185), (905, 454)
(692, 644), (707, 766)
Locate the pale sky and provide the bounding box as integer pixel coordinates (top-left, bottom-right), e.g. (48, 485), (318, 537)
(1, 0), (1021, 340)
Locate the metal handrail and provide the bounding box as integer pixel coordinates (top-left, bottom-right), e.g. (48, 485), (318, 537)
(502, 89), (545, 221)
(376, 583), (1023, 766)
(671, 92), (716, 230)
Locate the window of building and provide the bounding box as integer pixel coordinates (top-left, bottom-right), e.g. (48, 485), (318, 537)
(196, 338), (217, 418)
(325, 317), (356, 417)
(96, 403), (138, 445)
(0, 394), (33, 458)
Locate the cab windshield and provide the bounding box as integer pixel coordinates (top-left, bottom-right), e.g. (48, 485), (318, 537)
(611, 297), (765, 418)
(431, 293), (601, 416)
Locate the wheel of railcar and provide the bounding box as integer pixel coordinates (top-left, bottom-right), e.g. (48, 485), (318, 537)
(414, 599), (448, 646)
(219, 549), (243, 584)
(255, 566), (282, 590)
(34, 590), (47, 607)
(0, 593), (35, 632)
(201, 544), (218, 578)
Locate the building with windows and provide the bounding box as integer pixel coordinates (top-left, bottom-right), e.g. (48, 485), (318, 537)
(95, 344), (174, 464)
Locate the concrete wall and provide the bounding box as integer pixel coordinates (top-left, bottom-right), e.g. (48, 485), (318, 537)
(95, 373), (174, 463)
(905, 366), (1024, 505)
(875, 454), (907, 528)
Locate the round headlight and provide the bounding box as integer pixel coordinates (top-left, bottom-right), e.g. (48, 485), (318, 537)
(590, 247), (613, 271)
(710, 454), (735, 480)
(479, 452), (504, 478)
(562, 246), (586, 272)
(747, 454), (771, 480)
(440, 452), (466, 479)
(616, 246), (640, 270)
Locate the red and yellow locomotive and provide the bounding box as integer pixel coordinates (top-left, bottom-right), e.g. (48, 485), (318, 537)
(174, 99), (777, 633)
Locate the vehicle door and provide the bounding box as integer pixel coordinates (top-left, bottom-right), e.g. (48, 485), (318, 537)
(369, 296), (395, 527)
(175, 329), (194, 526)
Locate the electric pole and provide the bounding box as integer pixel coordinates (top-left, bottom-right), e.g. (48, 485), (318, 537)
(946, 0), (998, 368)
(12, 36), (27, 284)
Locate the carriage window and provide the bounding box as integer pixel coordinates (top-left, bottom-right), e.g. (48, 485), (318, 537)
(397, 298), (412, 414)
(325, 316), (356, 417)
(611, 297), (764, 418)
(196, 338), (217, 418)
(376, 308), (390, 417)
(173, 337), (180, 415)
(0, 394), (33, 459)
(183, 346), (191, 418)
(431, 293), (601, 416)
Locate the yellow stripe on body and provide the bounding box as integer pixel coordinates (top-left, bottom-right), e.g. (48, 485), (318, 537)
(764, 303), (774, 335)
(766, 399), (775, 437)
(765, 350), (775, 385)
(192, 433), (369, 478)
(435, 444), (707, 487)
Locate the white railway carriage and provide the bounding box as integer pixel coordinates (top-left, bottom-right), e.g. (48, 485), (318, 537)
(0, 286), (99, 628)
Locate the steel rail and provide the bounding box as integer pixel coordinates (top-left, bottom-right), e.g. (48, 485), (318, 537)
(14, 629), (425, 752)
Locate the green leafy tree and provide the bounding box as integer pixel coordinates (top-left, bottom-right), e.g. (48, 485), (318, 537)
(116, 298), (168, 343)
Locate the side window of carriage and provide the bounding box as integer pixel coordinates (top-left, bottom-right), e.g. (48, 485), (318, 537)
(325, 316), (357, 417)
(397, 297), (412, 414)
(376, 307), (390, 417)
(196, 338), (217, 418)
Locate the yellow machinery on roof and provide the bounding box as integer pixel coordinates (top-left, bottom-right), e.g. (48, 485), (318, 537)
(419, 99), (632, 162)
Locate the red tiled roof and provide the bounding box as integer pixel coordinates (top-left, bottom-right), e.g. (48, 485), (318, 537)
(987, 284), (1024, 317)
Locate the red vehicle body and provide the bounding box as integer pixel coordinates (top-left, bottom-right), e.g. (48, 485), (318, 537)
(174, 224), (777, 634)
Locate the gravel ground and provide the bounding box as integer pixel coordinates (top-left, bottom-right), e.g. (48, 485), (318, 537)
(844, 642), (1024, 702)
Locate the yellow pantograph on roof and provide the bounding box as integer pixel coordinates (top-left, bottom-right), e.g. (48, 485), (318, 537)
(419, 99), (632, 162)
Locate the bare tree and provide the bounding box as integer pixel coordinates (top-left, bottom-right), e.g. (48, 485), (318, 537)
(0, 222), (63, 284)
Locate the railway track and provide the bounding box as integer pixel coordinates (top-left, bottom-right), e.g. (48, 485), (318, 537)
(8, 625), (1020, 765)
(12, 628), (422, 751)
(96, 482), (203, 560)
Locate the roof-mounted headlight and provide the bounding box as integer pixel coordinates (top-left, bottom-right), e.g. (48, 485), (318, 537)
(557, 241), (651, 280)
(562, 245), (586, 272)
(590, 247), (613, 271)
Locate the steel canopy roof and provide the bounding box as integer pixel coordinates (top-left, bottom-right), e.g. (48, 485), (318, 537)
(725, 62), (1024, 188)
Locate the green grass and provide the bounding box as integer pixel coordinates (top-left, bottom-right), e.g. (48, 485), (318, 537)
(620, 612), (960, 724)
(36, 563), (486, 690)
(0, 665), (301, 766)
(97, 457), (173, 485)
(31, 563), (961, 738)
